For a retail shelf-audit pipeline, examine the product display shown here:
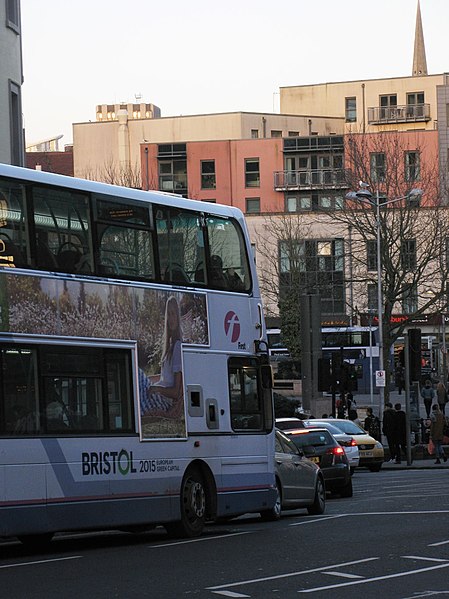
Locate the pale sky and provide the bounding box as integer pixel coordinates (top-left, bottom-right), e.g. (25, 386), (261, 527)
(21, 0), (449, 146)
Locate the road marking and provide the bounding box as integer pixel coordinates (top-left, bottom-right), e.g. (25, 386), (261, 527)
(324, 572), (364, 579)
(403, 555), (449, 563)
(211, 592), (250, 598)
(290, 515), (345, 526)
(207, 558), (379, 591)
(298, 562), (449, 593)
(0, 556), (82, 569)
(150, 531), (252, 548)
(429, 540), (449, 546)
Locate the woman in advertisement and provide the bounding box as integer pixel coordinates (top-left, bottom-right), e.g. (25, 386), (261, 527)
(140, 295), (184, 419)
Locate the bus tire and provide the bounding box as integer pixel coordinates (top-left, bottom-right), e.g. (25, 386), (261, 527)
(165, 467), (206, 538)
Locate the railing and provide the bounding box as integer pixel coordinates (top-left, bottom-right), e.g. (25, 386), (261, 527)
(273, 169), (348, 191)
(367, 103), (430, 124)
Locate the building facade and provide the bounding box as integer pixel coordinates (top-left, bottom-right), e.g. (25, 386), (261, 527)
(0, 0), (24, 166)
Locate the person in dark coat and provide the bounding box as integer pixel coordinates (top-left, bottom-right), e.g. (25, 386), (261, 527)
(393, 403), (407, 464)
(382, 402), (397, 462)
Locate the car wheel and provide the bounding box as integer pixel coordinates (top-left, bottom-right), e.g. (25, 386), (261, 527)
(165, 467), (206, 538)
(368, 463), (382, 472)
(350, 467), (355, 476)
(339, 477), (353, 498)
(307, 475), (325, 515)
(260, 478), (282, 521)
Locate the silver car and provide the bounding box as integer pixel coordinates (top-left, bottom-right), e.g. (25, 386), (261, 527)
(261, 429), (326, 520)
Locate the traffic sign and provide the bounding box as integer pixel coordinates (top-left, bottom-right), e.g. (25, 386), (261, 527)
(375, 370), (386, 387)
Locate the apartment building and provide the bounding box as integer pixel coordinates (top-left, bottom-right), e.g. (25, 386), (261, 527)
(0, 0), (24, 166)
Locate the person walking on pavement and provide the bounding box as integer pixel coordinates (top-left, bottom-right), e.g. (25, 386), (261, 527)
(436, 381), (447, 416)
(430, 404), (447, 464)
(393, 403), (407, 464)
(421, 379), (435, 418)
(382, 402), (397, 463)
(364, 407), (381, 441)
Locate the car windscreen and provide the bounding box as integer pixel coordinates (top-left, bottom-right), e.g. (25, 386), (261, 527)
(288, 430), (333, 448)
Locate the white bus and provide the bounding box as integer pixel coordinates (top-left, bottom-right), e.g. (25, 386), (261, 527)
(0, 164), (275, 545)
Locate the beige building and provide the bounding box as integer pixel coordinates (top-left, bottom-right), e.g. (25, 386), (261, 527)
(72, 109), (343, 180)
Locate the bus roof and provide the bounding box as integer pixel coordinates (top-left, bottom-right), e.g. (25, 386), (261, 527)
(0, 163), (245, 222)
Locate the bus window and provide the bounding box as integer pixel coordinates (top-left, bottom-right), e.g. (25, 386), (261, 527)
(155, 207), (205, 285)
(31, 186), (93, 273)
(1, 348), (40, 435)
(94, 196), (155, 280)
(206, 216), (251, 292)
(0, 182), (28, 268)
(228, 358), (264, 431)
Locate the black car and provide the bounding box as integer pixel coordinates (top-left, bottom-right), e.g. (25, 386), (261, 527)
(284, 428), (353, 497)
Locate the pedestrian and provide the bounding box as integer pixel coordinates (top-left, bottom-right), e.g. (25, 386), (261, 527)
(421, 379), (435, 418)
(336, 393), (346, 419)
(430, 404), (447, 464)
(393, 403), (407, 464)
(348, 408), (362, 427)
(364, 407), (381, 441)
(436, 380), (447, 416)
(382, 402), (397, 463)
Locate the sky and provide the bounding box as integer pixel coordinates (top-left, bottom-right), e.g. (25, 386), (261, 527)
(21, 0), (449, 146)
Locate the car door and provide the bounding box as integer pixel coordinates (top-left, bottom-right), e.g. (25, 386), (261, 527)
(275, 431), (316, 506)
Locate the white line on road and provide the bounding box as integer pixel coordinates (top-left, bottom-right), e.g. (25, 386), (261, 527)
(297, 562), (449, 593)
(429, 540), (449, 546)
(403, 555), (449, 563)
(211, 592), (250, 598)
(324, 572), (365, 579)
(207, 558), (379, 591)
(150, 531), (253, 548)
(290, 514), (346, 526)
(0, 556), (82, 569)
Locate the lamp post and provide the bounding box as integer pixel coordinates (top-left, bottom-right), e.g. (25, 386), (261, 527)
(346, 183), (423, 407)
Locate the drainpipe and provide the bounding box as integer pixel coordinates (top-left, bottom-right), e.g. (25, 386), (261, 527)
(144, 146), (149, 190)
(262, 117), (267, 138)
(361, 83), (366, 133)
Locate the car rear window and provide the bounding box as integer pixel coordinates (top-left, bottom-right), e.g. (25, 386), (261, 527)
(276, 419), (305, 430)
(288, 430), (333, 448)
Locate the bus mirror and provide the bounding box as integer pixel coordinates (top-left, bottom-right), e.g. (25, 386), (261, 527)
(260, 365), (273, 389)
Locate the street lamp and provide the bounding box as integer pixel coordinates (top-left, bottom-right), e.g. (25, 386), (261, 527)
(346, 182), (423, 407)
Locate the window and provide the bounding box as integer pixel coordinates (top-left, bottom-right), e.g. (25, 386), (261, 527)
(200, 160), (216, 189)
(6, 0), (20, 32)
(158, 158), (187, 192)
(245, 198), (260, 214)
(288, 131), (299, 137)
(279, 238), (345, 314)
(367, 283), (378, 312)
(407, 92), (425, 117)
(229, 358), (270, 431)
(156, 208), (204, 285)
(401, 239), (417, 271)
(245, 158), (260, 188)
(271, 130), (282, 138)
(370, 153), (386, 183)
(367, 240), (377, 271)
(0, 345), (133, 436)
(405, 151), (420, 182)
(345, 97), (357, 123)
(9, 81), (24, 166)
(32, 186), (93, 274)
(402, 285), (418, 314)
(0, 180), (28, 267)
(251, 129), (259, 139)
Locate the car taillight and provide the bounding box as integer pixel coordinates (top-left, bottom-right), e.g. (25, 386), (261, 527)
(326, 445), (346, 464)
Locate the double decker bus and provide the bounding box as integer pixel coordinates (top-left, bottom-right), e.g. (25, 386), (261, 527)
(0, 164), (275, 544)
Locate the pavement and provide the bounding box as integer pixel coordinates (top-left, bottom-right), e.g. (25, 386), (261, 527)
(333, 387), (449, 470)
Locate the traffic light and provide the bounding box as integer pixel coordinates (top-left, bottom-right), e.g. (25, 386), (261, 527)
(408, 328), (422, 382)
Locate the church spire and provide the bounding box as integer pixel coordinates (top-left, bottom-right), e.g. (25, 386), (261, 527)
(412, 0), (428, 76)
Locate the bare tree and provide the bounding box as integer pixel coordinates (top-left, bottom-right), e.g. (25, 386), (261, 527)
(81, 156), (143, 189)
(331, 131), (449, 395)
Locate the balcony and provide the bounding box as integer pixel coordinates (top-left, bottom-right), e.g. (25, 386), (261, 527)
(274, 169), (348, 191)
(367, 103), (430, 125)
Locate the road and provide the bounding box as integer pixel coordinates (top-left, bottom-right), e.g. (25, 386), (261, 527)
(0, 468), (448, 598)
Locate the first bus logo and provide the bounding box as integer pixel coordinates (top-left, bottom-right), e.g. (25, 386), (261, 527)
(224, 311), (240, 343)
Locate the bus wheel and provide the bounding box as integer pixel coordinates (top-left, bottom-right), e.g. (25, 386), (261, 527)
(166, 467), (206, 538)
(18, 533), (54, 549)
